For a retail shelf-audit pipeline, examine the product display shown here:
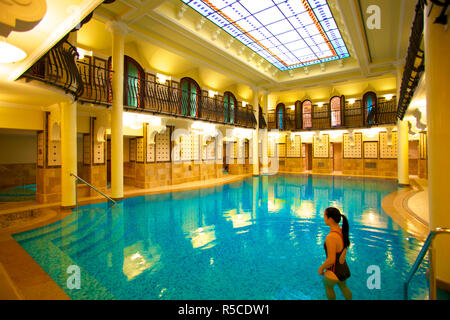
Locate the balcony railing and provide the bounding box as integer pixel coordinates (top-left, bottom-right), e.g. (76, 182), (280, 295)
(397, 0), (425, 120)
(22, 39), (113, 106)
(76, 60), (112, 106)
(267, 99), (397, 131)
(124, 75), (257, 129)
(23, 39), (83, 97)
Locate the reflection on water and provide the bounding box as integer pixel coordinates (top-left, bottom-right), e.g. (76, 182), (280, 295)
(123, 240), (161, 281)
(14, 174), (430, 300)
(189, 226), (216, 249)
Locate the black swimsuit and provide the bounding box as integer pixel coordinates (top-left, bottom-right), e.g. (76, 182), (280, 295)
(323, 231), (351, 282)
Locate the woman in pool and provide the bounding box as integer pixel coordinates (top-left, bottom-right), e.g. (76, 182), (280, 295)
(318, 207), (352, 300)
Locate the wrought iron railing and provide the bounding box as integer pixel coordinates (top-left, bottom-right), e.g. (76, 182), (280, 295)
(124, 75), (257, 129)
(267, 100), (397, 131)
(397, 0), (425, 120)
(76, 61), (112, 106)
(23, 39), (83, 97)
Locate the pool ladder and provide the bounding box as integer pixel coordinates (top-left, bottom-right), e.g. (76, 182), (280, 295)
(70, 173), (117, 210)
(404, 227), (450, 300)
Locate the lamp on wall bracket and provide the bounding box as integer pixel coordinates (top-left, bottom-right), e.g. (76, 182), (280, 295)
(0, 36), (27, 63)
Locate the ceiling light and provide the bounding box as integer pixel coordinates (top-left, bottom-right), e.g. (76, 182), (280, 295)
(0, 37), (27, 63)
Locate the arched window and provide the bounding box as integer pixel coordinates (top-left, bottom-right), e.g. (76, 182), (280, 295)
(180, 77), (201, 117)
(330, 96), (341, 127)
(124, 56), (144, 108)
(276, 103), (285, 130)
(302, 100), (312, 129)
(363, 91), (377, 125)
(295, 100), (302, 129)
(224, 91), (237, 124)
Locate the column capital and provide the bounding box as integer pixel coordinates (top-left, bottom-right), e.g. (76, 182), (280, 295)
(106, 20), (129, 36)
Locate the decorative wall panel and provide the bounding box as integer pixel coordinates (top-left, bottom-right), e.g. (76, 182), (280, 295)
(379, 132), (398, 159)
(147, 143), (155, 162)
(237, 140), (245, 159)
(313, 134), (329, 158)
(47, 140), (61, 167)
(93, 139), (105, 164)
(156, 129), (171, 162)
(343, 133), (362, 158)
(192, 133), (200, 161)
(136, 137), (144, 163)
(364, 141), (378, 159)
(181, 134), (192, 161)
(277, 143), (286, 157)
(216, 138), (223, 160)
(207, 138), (216, 160)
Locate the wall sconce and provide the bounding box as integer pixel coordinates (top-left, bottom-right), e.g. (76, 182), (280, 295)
(156, 73), (171, 84)
(208, 90), (217, 98)
(317, 102), (324, 108)
(0, 37), (27, 63)
(385, 94), (393, 101)
(76, 47), (92, 60)
(348, 98), (356, 105)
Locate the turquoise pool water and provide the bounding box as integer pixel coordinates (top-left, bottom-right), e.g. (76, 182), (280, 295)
(0, 184), (36, 202)
(13, 174), (430, 300)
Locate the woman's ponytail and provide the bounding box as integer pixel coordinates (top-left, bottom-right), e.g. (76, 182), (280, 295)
(341, 214), (350, 248)
(325, 207), (350, 248)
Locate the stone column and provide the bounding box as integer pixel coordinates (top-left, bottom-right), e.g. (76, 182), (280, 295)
(424, 3), (450, 291)
(60, 100), (77, 208)
(252, 87), (259, 176)
(106, 21), (128, 200)
(261, 93), (269, 174)
(397, 119), (409, 186)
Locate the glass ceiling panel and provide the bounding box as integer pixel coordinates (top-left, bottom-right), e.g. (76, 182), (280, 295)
(181, 0), (349, 71)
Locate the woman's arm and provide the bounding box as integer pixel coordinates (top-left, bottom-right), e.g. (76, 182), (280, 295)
(318, 236), (337, 275)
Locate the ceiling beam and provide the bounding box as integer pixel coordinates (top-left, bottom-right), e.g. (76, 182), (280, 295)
(346, 0), (371, 76)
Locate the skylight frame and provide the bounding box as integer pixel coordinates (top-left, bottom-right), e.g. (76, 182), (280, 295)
(181, 0), (350, 71)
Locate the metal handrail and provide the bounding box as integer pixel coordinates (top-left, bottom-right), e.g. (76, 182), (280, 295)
(404, 227), (450, 300)
(70, 173), (117, 207)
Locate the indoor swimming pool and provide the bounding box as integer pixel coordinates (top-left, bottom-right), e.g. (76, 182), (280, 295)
(13, 174), (429, 300)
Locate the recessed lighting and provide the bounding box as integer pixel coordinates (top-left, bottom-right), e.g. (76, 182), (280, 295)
(0, 37), (27, 63)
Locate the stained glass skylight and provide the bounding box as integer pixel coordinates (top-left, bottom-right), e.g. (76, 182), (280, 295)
(181, 0), (350, 71)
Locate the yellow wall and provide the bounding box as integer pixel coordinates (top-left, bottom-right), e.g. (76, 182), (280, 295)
(0, 107), (44, 131)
